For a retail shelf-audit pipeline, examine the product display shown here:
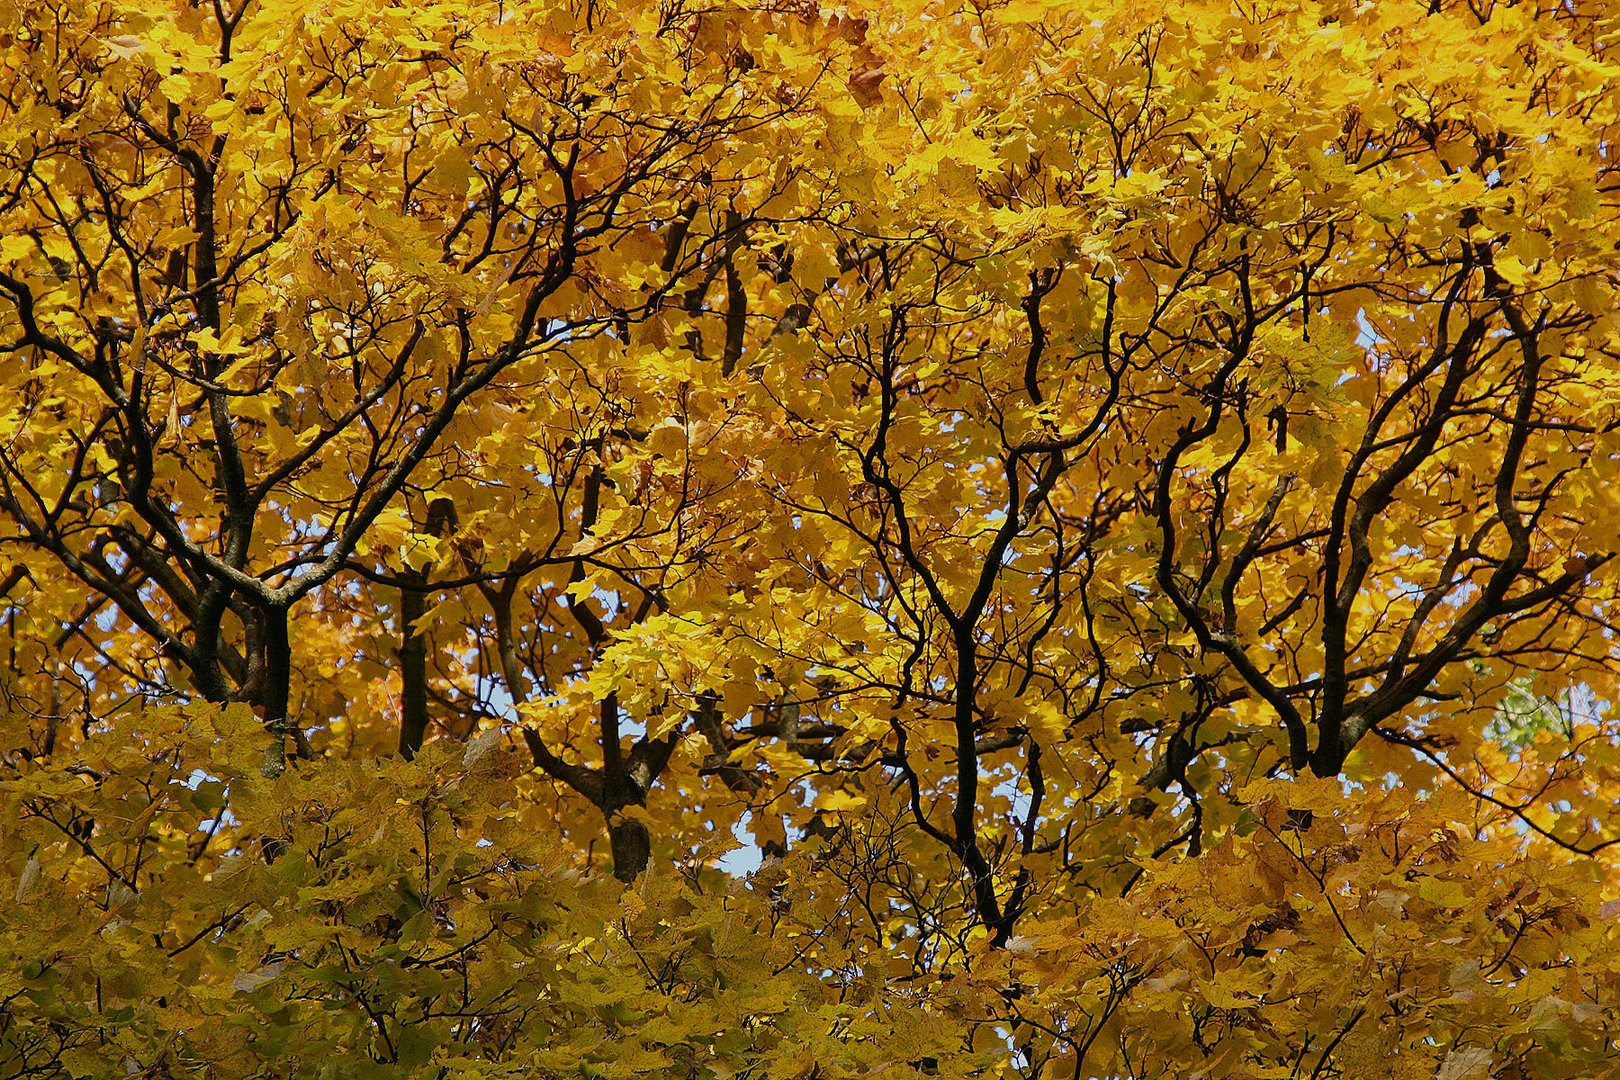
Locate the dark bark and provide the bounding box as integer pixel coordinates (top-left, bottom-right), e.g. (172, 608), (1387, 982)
(608, 817), (651, 884)
(398, 573), (429, 760)
(259, 602), (293, 773)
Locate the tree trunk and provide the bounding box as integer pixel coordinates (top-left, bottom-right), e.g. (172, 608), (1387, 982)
(608, 815), (651, 883)
(260, 604), (293, 775)
(398, 572), (429, 759)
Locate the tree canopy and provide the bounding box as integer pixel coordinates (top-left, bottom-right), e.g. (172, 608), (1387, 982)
(1, 0), (1619, 1075)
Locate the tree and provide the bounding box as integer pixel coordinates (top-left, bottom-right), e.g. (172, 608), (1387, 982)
(2, 0), (1620, 1075)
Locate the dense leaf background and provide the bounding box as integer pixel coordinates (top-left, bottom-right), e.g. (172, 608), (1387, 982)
(2, 0), (1619, 1074)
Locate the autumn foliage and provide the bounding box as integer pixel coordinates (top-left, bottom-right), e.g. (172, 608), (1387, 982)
(1, 0), (1619, 1074)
